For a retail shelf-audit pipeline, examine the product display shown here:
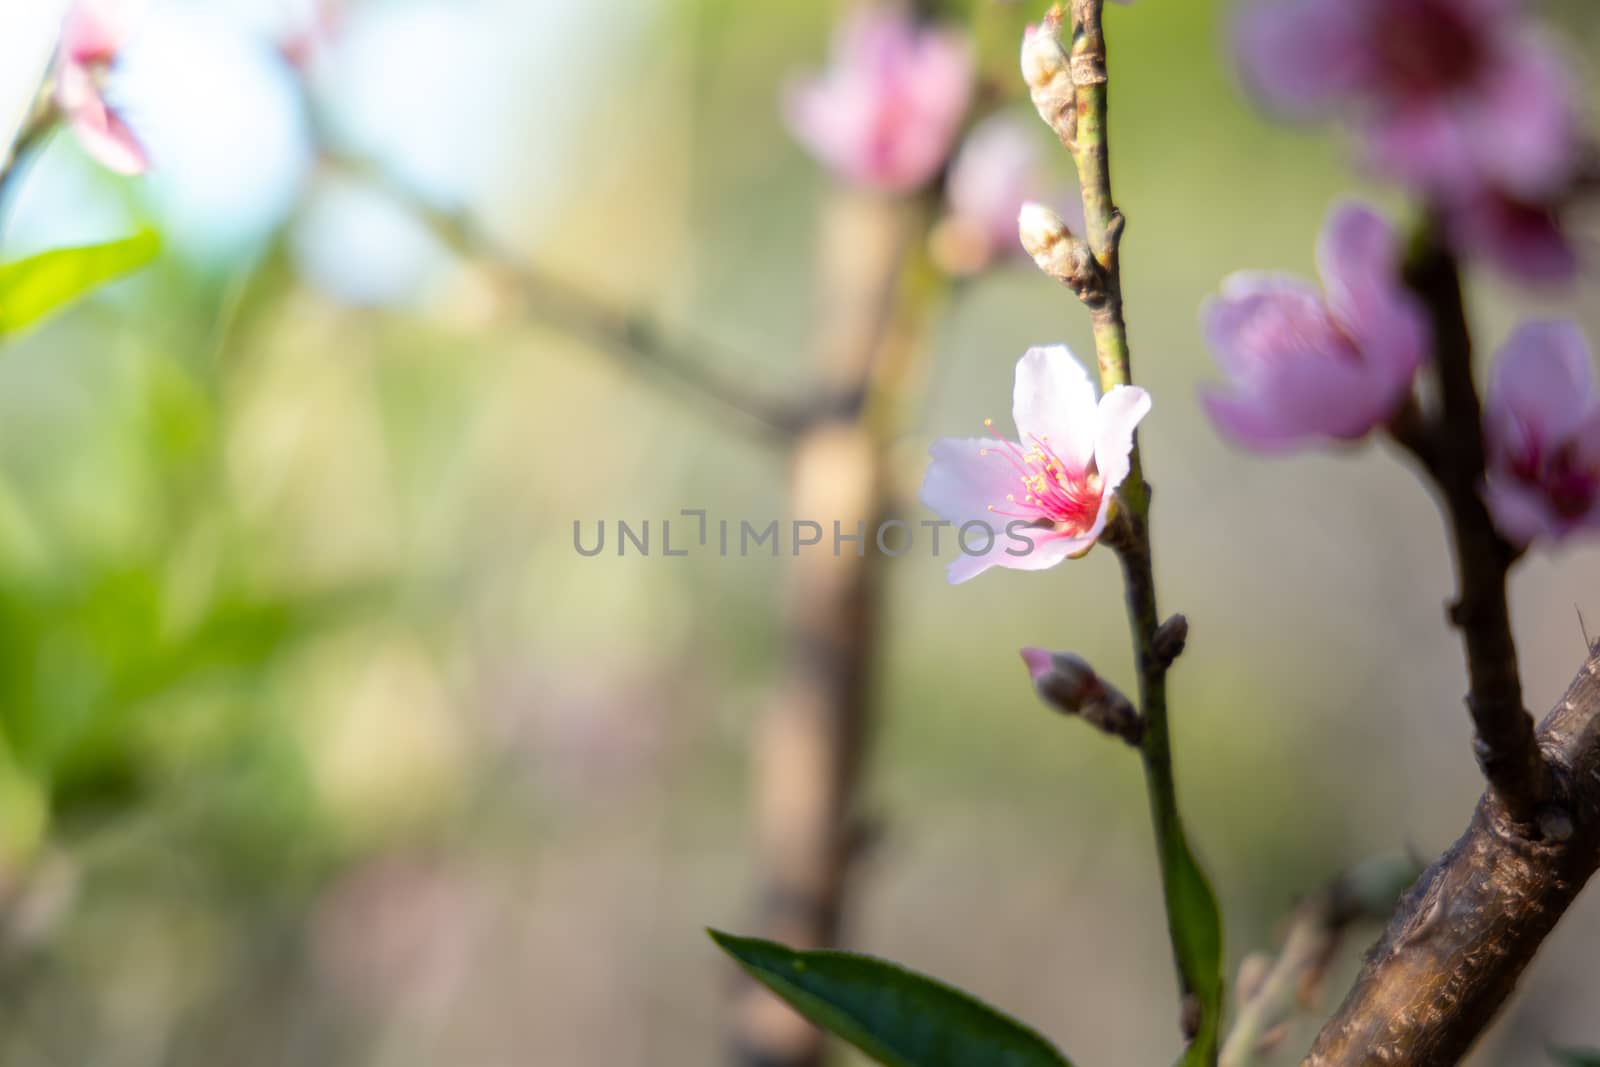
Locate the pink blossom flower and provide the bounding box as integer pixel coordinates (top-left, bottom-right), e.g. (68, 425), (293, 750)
(1235, 0), (1581, 199)
(55, 0), (148, 175)
(783, 7), (974, 193)
(1201, 201), (1430, 451)
(1482, 321), (1600, 545)
(920, 345), (1150, 583)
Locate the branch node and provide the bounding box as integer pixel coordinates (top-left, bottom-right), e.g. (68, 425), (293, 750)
(1066, 1), (1108, 88)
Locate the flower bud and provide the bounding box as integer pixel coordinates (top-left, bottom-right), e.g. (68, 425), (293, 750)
(1019, 647), (1142, 745)
(1019, 202), (1098, 294)
(1020, 9), (1073, 137)
(1153, 613), (1189, 666)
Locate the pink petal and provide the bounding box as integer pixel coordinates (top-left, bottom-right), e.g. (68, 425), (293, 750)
(904, 28), (975, 127)
(53, 59), (100, 115)
(1020, 646), (1054, 683)
(69, 104), (147, 175)
(57, 62), (147, 177)
(1203, 276), (1331, 382)
(1446, 188), (1579, 285)
(945, 114), (1041, 255)
(1316, 201), (1429, 387)
(61, 0), (138, 65)
(1316, 201), (1397, 328)
(1201, 285), (1405, 449)
(919, 435), (1024, 528)
(1092, 385), (1150, 497)
(946, 527), (1081, 584)
(1465, 34), (1580, 198)
(1265, 353), (1405, 440)
(1011, 345), (1098, 472)
(1572, 412), (1600, 471)
(781, 9), (973, 193)
(1200, 387), (1305, 452)
(781, 78), (860, 179)
(1486, 320), (1596, 447)
(1363, 100), (1475, 193)
(1233, 0), (1370, 115)
(1482, 478), (1559, 546)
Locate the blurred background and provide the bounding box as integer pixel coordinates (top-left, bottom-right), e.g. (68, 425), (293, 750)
(1, 0), (1599, 1064)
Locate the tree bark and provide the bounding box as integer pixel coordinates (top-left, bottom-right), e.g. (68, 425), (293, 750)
(1305, 643), (1600, 1065)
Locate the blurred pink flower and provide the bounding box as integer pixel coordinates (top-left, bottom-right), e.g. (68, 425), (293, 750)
(1482, 321), (1600, 545)
(1442, 185), (1580, 285)
(55, 0), (147, 175)
(932, 114), (1079, 274)
(1201, 201), (1430, 451)
(920, 345), (1150, 583)
(1235, 0), (1581, 199)
(783, 7), (974, 193)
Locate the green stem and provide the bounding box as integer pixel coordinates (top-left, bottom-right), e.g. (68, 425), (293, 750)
(1060, 1), (1221, 1060)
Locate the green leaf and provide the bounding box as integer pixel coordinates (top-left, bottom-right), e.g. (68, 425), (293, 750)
(0, 230), (161, 336)
(1162, 821), (1223, 1067)
(1141, 742), (1224, 1066)
(708, 930), (1074, 1067)
(1550, 1047), (1600, 1067)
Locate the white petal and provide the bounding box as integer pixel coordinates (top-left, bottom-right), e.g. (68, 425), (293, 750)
(1011, 344), (1098, 472)
(1092, 385), (1151, 494)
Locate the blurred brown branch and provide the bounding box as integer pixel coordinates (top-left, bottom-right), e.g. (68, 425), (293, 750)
(730, 188), (932, 1067)
(323, 138), (936, 1067)
(322, 153), (813, 445)
(1219, 855), (1419, 1067)
(1386, 232), (1549, 827)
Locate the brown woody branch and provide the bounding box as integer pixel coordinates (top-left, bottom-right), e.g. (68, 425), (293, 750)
(1305, 225), (1585, 1064)
(1385, 230), (1551, 828)
(1305, 643), (1600, 1065)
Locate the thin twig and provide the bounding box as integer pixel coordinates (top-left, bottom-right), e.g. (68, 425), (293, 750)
(323, 154), (812, 445)
(1219, 855), (1420, 1067)
(1031, 2), (1223, 1060)
(1385, 227), (1550, 827)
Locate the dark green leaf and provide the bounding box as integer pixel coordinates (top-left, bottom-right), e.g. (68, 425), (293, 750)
(1550, 1047), (1600, 1067)
(708, 930), (1074, 1067)
(1155, 807), (1223, 1067)
(0, 230), (161, 336)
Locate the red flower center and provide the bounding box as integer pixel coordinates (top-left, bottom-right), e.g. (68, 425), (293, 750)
(1371, 0), (1489, 98)
(981, 421), (1103, 536)
(1512, 441), (1598, 521)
